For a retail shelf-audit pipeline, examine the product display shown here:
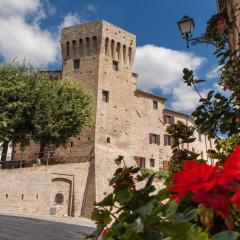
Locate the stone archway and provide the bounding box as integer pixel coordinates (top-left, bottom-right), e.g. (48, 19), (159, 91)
(50, 177), (73, 217)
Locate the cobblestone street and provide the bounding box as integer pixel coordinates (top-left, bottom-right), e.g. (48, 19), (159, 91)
(0, 215), (94, 240)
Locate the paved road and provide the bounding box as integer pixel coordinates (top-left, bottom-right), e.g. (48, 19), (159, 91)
(0, 215), (94, 240)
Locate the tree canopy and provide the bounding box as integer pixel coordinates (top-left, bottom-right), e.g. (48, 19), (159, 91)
(0, 60), (94, 161)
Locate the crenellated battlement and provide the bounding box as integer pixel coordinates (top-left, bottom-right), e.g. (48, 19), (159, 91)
(61, 20), (136, 66)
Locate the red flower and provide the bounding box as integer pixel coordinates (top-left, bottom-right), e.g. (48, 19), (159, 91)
(230, 190), (240, 211)
(170, 160), (219, 201)
(170, 160), (230, 218)
(222, 145), (240, 183)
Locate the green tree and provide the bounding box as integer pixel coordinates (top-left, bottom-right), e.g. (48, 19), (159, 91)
(0, 61), (38, 161)
(0, 61), (94, 162)
(166, 120), (199, 174)
(32, 79), (94, 158)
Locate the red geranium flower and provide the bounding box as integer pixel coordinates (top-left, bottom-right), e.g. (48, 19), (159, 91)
(230, 190), (240, 211)
(222, 145), (240, 183)
(170, 160), (230, 218)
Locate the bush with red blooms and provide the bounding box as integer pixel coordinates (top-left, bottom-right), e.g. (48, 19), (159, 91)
(170, 144), (240, 231)
(87, 150), (240, 240)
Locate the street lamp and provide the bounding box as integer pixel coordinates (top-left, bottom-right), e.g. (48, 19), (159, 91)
(177, 16), (206, 48)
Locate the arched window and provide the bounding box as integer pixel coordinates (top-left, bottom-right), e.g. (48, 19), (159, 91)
(128, 47), (132, 64)
(79, 39), (83, 56)
(86, 37), (90, 56)
(105, 37), (109, 55)
(66, 41), (70, 57)
(72, 40), (76, 57)
(116, 42), (121, 60)
(123, 45), (126, 63)
(111, 39), (115, 58)
(93, 36), (97, 55)
(55, 193), (64, 204)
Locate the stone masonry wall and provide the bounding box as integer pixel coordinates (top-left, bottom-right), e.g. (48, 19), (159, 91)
(0, 163), (89, 217)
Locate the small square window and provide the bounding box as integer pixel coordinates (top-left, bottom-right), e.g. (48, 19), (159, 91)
(112, 60), (119, 71)
(164, 134), (172, 146)
(164, 115), (174, 124)
(149, 134), (160, 145)
(102, 90), (109, 102)
(74, 59), (80, 69)
(153, 100), (158, 110)
(150, 158), (155, 167)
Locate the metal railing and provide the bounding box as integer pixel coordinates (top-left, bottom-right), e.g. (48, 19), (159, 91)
(0, 149), (92, 169)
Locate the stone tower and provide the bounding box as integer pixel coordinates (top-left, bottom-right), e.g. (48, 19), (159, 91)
(61, 20), (137, 216)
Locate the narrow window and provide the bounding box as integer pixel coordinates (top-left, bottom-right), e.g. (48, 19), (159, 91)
(70, 141), (74, 147)
(140, 157), (146, 168)
(123, 45), (126, 63)
(93, 36), (97, 54)
(105, 38), (109, 55)
(72, 40), (76, 57)
(149, 134), (160, 145)
(79, 39), (83, 56)
(111, 40), (115, 58)
(86, 37), (90, 55)
(198, 133), (202, 141)
(107, 137), (110, 143)
(6, 194), (8, 199)
(164, 134), (172, 146)
(102, 90), (109, 102)
(112, 60), (119, 71)
(74, 59), (80, 69)
(150, 158), (155, 167)
(209, 139), (212, 148)
(153, 100), (158, 110)
(22, 194), (24, 200)
(128, 47), (132, 64)
(66, 41), (70, 57)
(116, 42), (121, 60)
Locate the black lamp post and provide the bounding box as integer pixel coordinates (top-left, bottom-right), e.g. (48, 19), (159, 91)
(177, 16), (207, 48)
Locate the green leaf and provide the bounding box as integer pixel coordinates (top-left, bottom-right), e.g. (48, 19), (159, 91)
(96, 193), (114, 207)
(212, 231), (240, 240)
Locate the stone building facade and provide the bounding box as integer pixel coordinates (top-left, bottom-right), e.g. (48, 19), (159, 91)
(217, 0), (240, 51)
(0, 20), (214, 218)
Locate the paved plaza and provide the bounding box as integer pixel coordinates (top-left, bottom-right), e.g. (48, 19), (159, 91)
(0, 215), (94, 240)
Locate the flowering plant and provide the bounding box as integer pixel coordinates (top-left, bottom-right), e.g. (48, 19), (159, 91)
(170, 145), (240, 232)
(86, 147), (240, 240)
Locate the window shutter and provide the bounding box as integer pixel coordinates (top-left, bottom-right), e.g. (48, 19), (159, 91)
(163, 161), (169, 171)
(164, 134), (167, 146)
(163, 115), (166, 124)
(134, 156), (140, 167)
(149, 134), (152, 144)
(140, 157), (146, 168)
(157, 135), (160, 145)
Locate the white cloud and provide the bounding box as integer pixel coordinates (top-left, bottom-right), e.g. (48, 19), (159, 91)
(0, 0), (40, 16)
(0, 0), (58, 66)
(59, 13), (83, 29)
(206, 65), (222, 80)
(134, 44), (207, 113)
(87, 4), (97, 13)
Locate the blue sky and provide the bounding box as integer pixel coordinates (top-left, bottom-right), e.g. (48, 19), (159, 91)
(0, 0), (221, 113)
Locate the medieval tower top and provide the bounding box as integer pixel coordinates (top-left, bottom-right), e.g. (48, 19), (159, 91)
(61, 20), (136, 72)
